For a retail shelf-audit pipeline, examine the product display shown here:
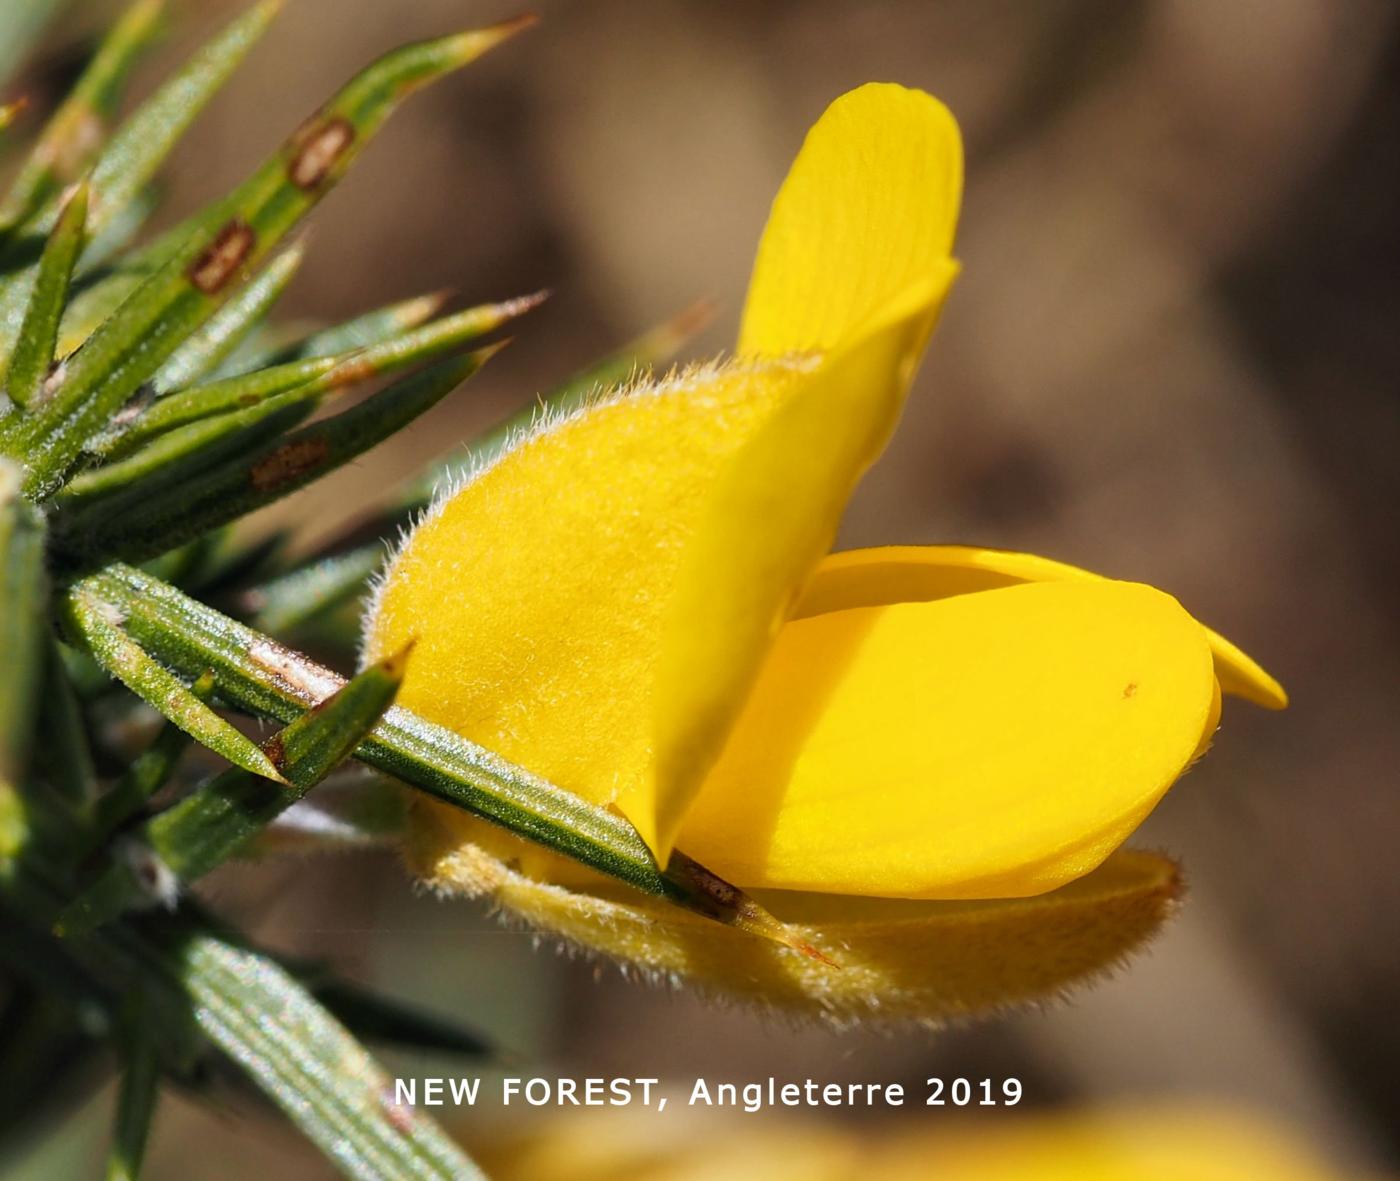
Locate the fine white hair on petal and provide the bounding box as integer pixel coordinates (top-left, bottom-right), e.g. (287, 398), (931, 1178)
(357, 352), (819, 668)
(410, 836), (1177, 1032)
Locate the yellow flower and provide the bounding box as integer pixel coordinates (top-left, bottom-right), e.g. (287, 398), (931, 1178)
(475, 1104), (1361, 1181)
(365, 84), (1283, 1019)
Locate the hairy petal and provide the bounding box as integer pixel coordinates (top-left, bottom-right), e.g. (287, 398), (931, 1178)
(365, 361), (808, 822)
(371, 84), (964, 862)
(410, 810), (1182, 1025)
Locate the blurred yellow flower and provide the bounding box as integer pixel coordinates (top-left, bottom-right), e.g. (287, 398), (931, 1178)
(474, 1104), (1365, 1181)
(365, 84), (1283, 1018)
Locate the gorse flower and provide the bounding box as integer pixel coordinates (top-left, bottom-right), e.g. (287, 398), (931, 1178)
(478, 1103), (1356, 1181)
(2, 0), (1300, 1167)
(365, 84), (1284, 1019)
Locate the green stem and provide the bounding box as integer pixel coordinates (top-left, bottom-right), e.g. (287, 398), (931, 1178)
(105, 995), (159, 1181)
(70, 564), (804, 949)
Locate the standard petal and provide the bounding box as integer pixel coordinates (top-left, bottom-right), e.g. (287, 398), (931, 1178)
(796, 545), (1288, 709)
(646, 87), (963, 858)
(675, 580), (1218, 899)
(650, 282), (952, 857)
(738, 82), (962, 356)
(410, 802), (1182, 1025)
(364, 359), (811, 820)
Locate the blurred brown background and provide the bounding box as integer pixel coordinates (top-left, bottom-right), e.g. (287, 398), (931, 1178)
(6, 0), (1400, 1176)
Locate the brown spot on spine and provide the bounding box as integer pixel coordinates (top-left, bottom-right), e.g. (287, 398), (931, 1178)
(380, 1088), (415, 1134)
(109, 386), (154, 429)
(260, 732), (288, 775)
(1122, 682), (1138, 699)
(288, 116), (354, 190)
(674, 854), (740, 915)
(247, 639), (343, 705)
(188, 219), (255, 295)
(324, 354), (376, 387)
(250, 437), (330, 491)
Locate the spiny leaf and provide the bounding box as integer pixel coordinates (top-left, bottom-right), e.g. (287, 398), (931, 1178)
(54, 258), (160, 357)
(61, 374), (325, 517)
(0, 0), (167, 232)
(113, 290), (537, 453)
(257, 289), (451, 369)
(399, 298), (713, 504)
(0, 460), (47, 857)
(56, 347), (501, 567)
(59, 646), (407, 933)
(308, 291), (539, 389)
(238, 301), (712, 639)
(134, 528), (238, 592)
(166, 930), (486, 1181)
(244, 545), (385, 638)
(197, 288), (450, 386)
(172, 524), (291, 596)
(80, 0), (280, 240)
(73, 564), (806, 950)
(75, 185), (159, 276)
(0, 1), (282, 380)
(78, 574), (634, 885)
(4, 16), (532, 500)
(105, 994), (159, 1181)
(62, 588), (287, 783)
(35, 638), (97, 811)
(4, 180), (88, 410)
(310, 979), (490, 1058)
(84, 361), (332, 471)
(91, 670), (212, 842)
(211, 642), (407, 800)
(150, 240), (306, 394)
(8, 859), (479, 1179)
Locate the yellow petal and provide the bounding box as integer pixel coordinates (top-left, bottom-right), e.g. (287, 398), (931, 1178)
(478, 1110), (859, 1181)
(364, 360), (810, 834)
(479, 1103), (1353, 1181)
(369, 85), (965, 864)
(739, 82), (962, 355)
(675, 580), (1218, 899)
(410, 800), (1183, 1025)
(646, 83), (963, 857)
(650, 282), (951, 857)
(797, 545), (1288, 709)
(891, 1107), (1359, 1181)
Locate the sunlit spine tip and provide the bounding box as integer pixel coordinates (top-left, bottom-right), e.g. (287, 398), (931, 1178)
(633, 298), (718, 364)
(449, 13), (540, 64)
(413, 289), (455, 323)
(378, 636), (417, 680)
(498, 288), (551, 321)
(474, 336), (515, 365)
